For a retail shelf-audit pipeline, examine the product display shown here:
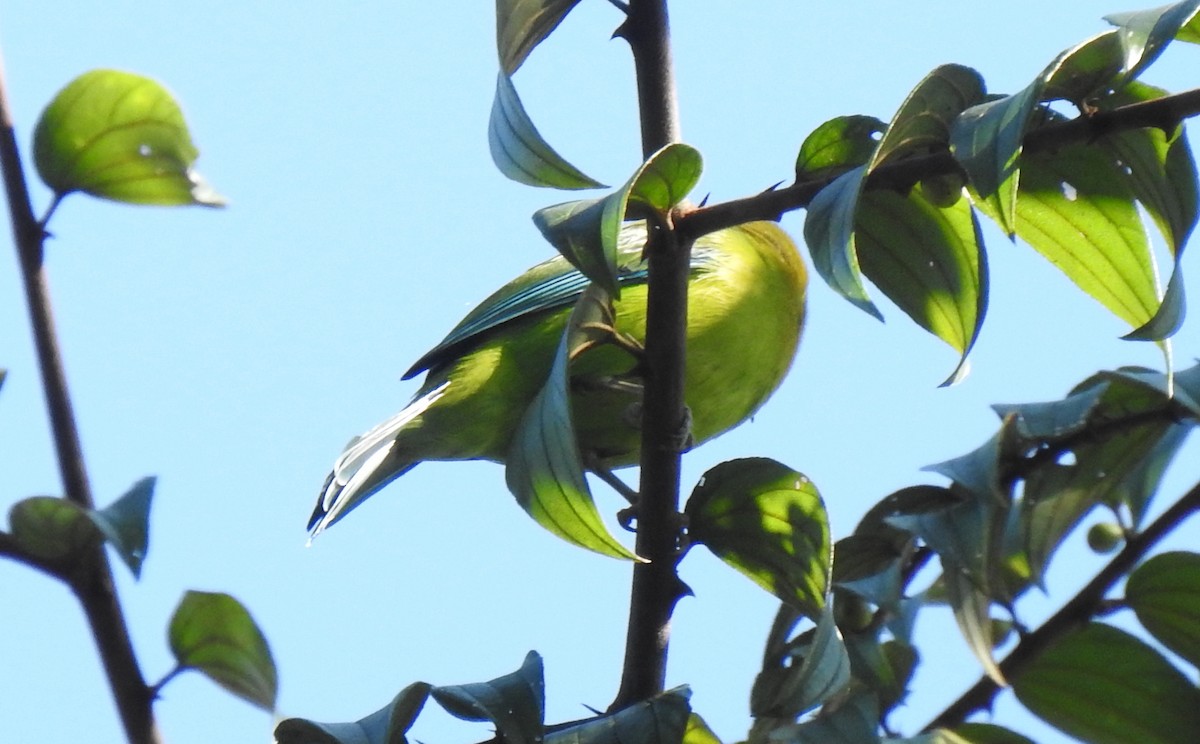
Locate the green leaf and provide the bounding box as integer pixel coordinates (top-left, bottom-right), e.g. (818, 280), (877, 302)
(275, 682), (432, 744)
(33, 69), (224, 207)
(545, 687), (690, 744)
(795, 115), (886, 180)
(87, 476), (154, 579)
(8, 495), (100, 564)
(755, 690), (880, 744)
(168, 590), (277, 711)
(750, 604), (852, 720)
(495, 0), (583, 74)
(943, 565), (1005, 685)
(1013, 623), (1200, 744)
(1104, 0), (1200, 82)
(871, 64), (985, 168)
(832, 534), (906, 613)
(533, 144), (702, 295)
(685, 458), (830, 619)
(949, 723), (1035, 744)
(1127, 551), (1200, 667)
(432, 651), (544, 744)
(1097, 83), (1198, 340)
(803, 165), (880, 318)
(854, 185), (987, 385)
(506, 286), (639, 560)
(996, 139), (1161, 333)
(490, 73), (605, 190)
(683, 715), (722, 744)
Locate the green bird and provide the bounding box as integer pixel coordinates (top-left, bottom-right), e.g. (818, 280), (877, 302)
(309, 220), (807, 537)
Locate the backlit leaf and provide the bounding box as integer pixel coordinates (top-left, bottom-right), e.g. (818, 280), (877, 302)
(496, 0), (583, 74)
(490, 73), (605, 190)
(506, 286), (638, 560)
(33, 69), (224, 207)
(1127, 551), (1200, 667)
(432, 651), (544, 744)
(796, 115), (886, 180)
(686, 458), (830, 619)
(8, 496), (99, 564)
(1013, 623), (1200, 744)
(871, 65), (985, 168)
(168, 590), (277, 711)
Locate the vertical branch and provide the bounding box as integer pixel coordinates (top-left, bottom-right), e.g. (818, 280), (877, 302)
(611, 0), (689, 710)
(0, 56), (161, 744)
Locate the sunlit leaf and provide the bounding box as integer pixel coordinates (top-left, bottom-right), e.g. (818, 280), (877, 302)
(432, 651), (544, 744)
(275, 682), (432, 744)
(855, 185), (987, 385)
(545, 687), (690, 744)
(87, 476), (153, 578)
(490, 74), (605, 190)
(1104, 0), (1200, 82)
(8, 496), (99, 564)
(168, 590), (277, 711)
(533, 144), (701, 295)
(33, 69), (224, 207)
(683, 714), (721, 744)
(686, 458), (830, 619)
(796, 115), (886, 180)
(749, 604), (852, 720)
(506, 286), (639, 560)
(871, 65), (985, 168)
(1127, 551), (1200, 667)
(1013, 623), (1200, 744)
(496, 0), (583, 74)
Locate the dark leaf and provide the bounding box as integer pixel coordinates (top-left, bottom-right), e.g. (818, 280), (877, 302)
(545, 687), (690, 744)
(749, 605), (852, 720)
(432, 651), (544, 744)
(275, 682), (432, 744)
(1126, 551), (1200, 667)
(87, 476), (154, 578)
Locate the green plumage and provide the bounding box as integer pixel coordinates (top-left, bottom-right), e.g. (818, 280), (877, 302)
(310, 221), (807, 534)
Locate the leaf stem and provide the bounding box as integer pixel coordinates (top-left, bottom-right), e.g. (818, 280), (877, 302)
(0, 53), (162, 744)
(921, 477), (1200, 731)
(610, 0), (689, 711)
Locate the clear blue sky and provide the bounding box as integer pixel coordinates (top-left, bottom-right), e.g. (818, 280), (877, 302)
(1, 2), (1197, 743)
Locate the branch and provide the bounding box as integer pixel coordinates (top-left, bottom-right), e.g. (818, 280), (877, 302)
(610, 0), (690, 711)
(0, 54), (162, 744)
(922, 478), (1200, 731)
(676, 87), (1200, 243)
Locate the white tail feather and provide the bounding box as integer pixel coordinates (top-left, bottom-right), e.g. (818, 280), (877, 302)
(309, 382), (450, 538)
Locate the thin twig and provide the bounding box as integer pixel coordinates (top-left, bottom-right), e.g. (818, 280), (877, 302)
(0, 52), (162, 744)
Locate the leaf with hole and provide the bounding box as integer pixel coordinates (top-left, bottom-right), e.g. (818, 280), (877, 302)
(686, 458), (830, 619)
(168, 590), (277, 711)
(795, 115), (886, 180)
(33, 69), (224, 207)
(1013, 623), (1200, 744)
(275, 682), (431, 744)
(490, 73), (605, 190)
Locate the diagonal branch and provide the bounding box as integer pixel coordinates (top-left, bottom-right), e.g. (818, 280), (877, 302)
(676, 87), (1200, 243)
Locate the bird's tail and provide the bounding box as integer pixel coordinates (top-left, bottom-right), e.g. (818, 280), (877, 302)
(308, 382), (450, 540)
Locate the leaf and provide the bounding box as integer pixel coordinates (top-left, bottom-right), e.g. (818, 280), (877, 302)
(943, 565), (1005, 685)
(87, 476), (154, 578)
(432, 652), (544, 744)
(495, 0), (583, 74)
(949, 723), (1036, 744)
(683, 714), (721, 744)
(168, 590), (277, 711)
(870, 64), (985, 168)
(685, 458), (830, 619)
(749, 604), (852, 720)
(8, 495), (100, 564)
(533, 144), (702, 295)
(832, 534), (906, 613)
(33, 69), (224, 207)
(795, 115), (886, 180)
(1104, 0), (1200, 82)
(1126, 551), (1200, 667)
(506, 286), (639, 560)
(755, 690), (880, 744)
(275, 682), (432, 744)
(998, 139), (1161, 333)
(803, 165), (880, 318)
(1013, 623), (1200, 744)
(854, 184), (987, 385)
(991, 383), (1107, 440)
(1097, 82), (1198, 340)
(545, 687), (690, 744)
(489, 73), (605, 190)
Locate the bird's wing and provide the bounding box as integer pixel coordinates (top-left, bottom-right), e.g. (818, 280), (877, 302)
(404, 227), (719, 379)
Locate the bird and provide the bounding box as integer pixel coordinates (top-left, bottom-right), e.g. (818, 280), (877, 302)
(309, 220), (808, 537)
